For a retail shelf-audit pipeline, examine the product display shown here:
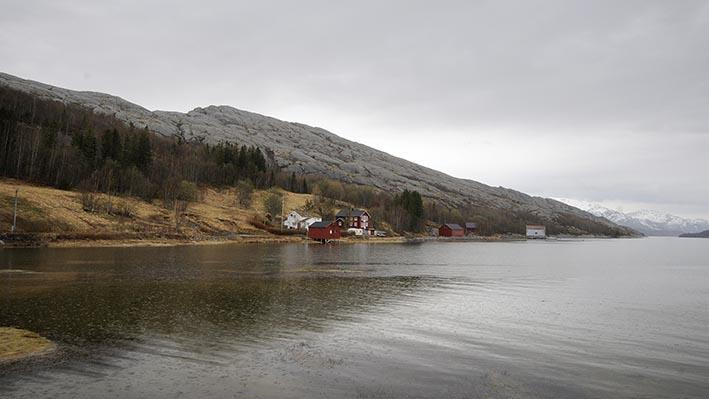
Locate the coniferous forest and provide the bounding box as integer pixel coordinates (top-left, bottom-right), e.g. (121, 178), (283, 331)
(0, 86), (270, 206)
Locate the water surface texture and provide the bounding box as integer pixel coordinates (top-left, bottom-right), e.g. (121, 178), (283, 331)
(1, 238), (708, 398)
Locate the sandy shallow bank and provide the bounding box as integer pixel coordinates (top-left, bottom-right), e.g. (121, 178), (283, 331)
(0, 327), (56, 363)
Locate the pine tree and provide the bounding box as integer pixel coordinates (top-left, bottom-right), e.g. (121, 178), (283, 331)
(101, 128), (123, 162)
(289, 172), (297, 192)
(135, 128), (152, 171)
(72, 130), (97, 167)
(268, 170), (275, 187)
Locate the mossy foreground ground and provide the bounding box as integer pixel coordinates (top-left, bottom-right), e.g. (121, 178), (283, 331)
(0, 327), (55, 362)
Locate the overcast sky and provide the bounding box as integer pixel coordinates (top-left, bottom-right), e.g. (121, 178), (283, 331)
(2, 0), (708, 218)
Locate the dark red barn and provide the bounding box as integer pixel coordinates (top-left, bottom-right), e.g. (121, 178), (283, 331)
(439, 223), (464, 237)
(307, 221), (341, 242)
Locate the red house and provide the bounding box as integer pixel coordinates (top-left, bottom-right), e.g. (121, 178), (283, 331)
(335, 209), (371, 230)
(439, 223), (464, 237)
(307, 221), (341, 242)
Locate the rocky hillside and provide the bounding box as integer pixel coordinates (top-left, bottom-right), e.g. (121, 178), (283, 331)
(0, 72), (630, 234)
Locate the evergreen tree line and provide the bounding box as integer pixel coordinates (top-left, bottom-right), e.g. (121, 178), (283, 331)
(363, 188), (424, 232)
(0, 87), (272, 206)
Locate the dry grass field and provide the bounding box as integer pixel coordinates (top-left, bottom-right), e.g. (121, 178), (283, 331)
(0, 179), (319, 246)
(0, 179), (403, 247)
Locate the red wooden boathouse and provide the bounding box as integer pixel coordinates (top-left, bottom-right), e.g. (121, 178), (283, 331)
(307, 221), (341, 242)
(439, 223), (464, 237)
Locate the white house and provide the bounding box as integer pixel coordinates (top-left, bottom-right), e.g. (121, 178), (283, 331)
(284, 211), (304, 230)
(526, 224), (546, 239)
(283, 211), (321, 230)
(299, 217), (322, 230)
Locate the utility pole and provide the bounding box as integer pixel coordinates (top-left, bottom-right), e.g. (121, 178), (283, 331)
(281, 193), (285, 231)
(11, 188), (18, 233)
(174, 200), (180, 231)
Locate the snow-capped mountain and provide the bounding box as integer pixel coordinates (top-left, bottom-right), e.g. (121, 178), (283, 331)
(555, 199), (709, 237)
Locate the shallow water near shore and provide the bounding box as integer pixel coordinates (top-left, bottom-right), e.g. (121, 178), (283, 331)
(1, 237), (708, 398)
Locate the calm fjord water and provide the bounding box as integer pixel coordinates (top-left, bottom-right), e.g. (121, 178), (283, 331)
(1, 238), (708, 398)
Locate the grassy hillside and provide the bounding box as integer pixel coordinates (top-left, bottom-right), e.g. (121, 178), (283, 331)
(0, 179), (321, 246)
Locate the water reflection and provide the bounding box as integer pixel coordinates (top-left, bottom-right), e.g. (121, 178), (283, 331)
(2, 239), (709, 398)
(0, 244), (435, 386)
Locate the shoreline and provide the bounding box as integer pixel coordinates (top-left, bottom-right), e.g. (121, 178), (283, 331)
(0, 232), (306, 249)
(0, 232), (635, 249)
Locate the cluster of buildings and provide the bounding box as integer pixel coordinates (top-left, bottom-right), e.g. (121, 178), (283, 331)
(438, 223), (546, 238)
(287, 207), (547, 242)
(438, 223), (478, 237)
(284, 208), (383, 243)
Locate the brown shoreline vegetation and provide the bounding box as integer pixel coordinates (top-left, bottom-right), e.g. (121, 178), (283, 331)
(0, 327), (56, 363)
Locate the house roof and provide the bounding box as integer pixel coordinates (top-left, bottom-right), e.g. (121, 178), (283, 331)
(465, 223), (478, 229)
(336, 209), (368, 217)
(526, 224), (546, 229)
(288, 211), (318, 221)
(309, 221), (334, 229)
(442, 223), (463, 230)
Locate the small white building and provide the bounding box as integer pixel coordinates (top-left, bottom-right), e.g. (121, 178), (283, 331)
(526, 224), (546, 239)
(299, 217), (322, 230)
(283, 211), (304, 230)
(283, 211), (321, 230)
(347, 228), (365, 236)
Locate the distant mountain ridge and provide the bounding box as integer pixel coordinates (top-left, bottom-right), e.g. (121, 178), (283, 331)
(679, 230), (709, 238)
(556, 199), (709, 236)
(0, 72), (632, 235)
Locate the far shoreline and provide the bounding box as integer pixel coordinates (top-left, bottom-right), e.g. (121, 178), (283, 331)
(0, 232), (639, 250)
